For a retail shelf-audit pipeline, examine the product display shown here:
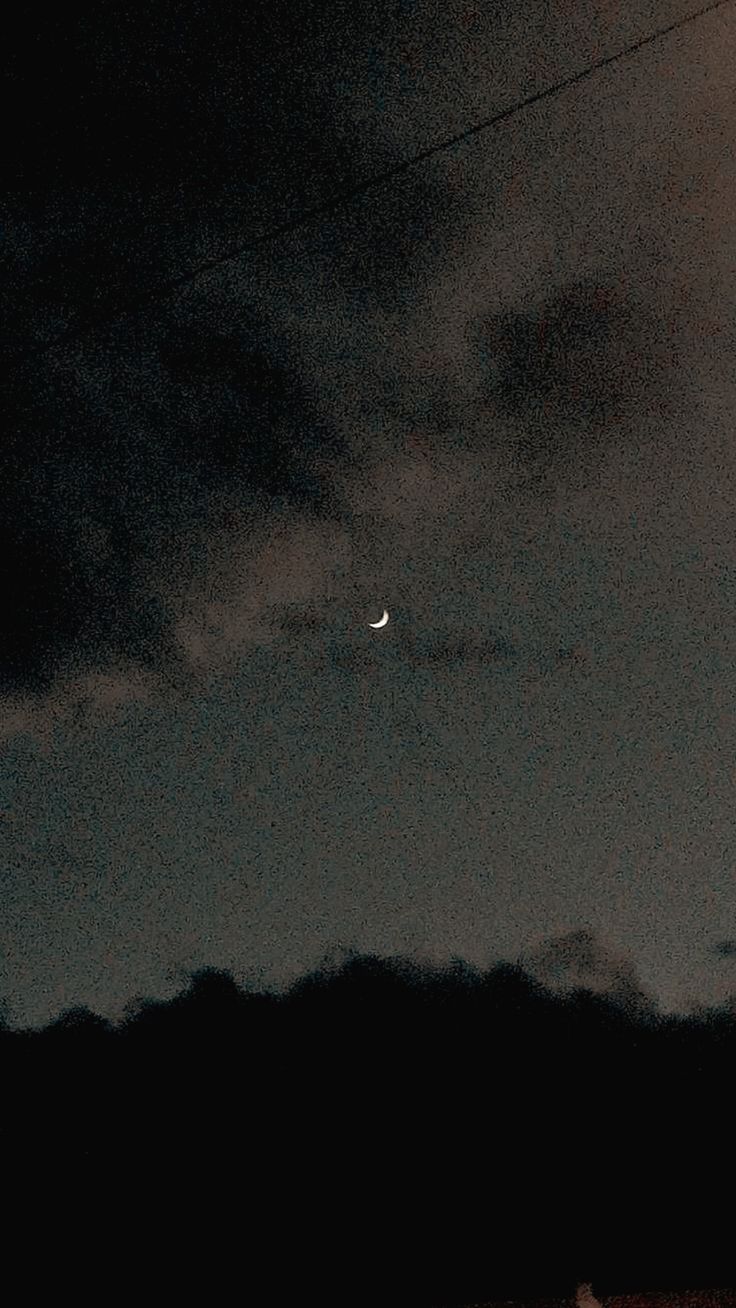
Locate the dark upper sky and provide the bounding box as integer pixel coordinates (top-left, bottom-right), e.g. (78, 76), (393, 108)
(2, 0), (735, 1028)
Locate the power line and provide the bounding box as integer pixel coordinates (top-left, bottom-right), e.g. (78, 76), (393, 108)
(28, 0), (734, 362)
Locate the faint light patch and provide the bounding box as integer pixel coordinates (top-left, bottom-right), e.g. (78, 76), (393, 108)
(576, 1286), (603, 1308)
(0, 497), (359, 747)
(0, 663), (157, 751)
(164, 513), (355, 674)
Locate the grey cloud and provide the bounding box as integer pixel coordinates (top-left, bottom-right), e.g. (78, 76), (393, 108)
(522, 928), (655, 1012)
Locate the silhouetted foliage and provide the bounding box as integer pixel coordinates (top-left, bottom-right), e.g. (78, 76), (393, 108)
(3, 953), (734, 1305)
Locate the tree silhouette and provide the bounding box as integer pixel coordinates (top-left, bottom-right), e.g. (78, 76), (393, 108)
(3, 950), (733, 1305)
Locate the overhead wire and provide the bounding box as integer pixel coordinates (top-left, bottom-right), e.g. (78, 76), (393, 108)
(23, 0), (734, 363)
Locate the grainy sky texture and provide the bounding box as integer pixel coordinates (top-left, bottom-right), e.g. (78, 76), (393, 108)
(2, 0), (736, 1028)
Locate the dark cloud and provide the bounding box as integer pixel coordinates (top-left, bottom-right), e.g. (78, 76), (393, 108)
(315, 165), (468, 315)
(149, 303), (350, 517)
(3, 0), (469, 706)
(2, 2), (705, 713)
(2, 296), (349, 697)
(4, 0), (460, 356)
(8, 1), (355, 341)
(523, 929), (655, 1014)
(468, 274), (690, 487)
(312, 624), (520, 672)
(402, 628), (518, 667)
(715, 939), (736, 958)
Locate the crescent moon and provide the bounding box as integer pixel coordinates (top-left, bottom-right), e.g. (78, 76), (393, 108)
(369, 609), (389, 629)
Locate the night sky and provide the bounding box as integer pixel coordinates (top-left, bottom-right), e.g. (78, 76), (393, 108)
(2, 0), (736, 1031)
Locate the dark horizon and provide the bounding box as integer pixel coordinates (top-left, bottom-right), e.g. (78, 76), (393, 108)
(4, 948), (734, 1303)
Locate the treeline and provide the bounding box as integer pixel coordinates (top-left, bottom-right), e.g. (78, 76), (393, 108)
(2, 954), (733, 1306)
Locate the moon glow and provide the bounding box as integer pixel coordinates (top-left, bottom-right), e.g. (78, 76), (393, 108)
(369, 609), (389, 629)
